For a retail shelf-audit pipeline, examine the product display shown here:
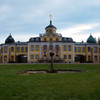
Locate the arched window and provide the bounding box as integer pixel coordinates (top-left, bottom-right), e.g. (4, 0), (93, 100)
(95, 56), (97, 61)
(88, 56), (91, 61)
(31, 45), (34, 51)
(50, 38), (52, 41)
(49, 45), (53, 50)
(31, 55), (34, 59)
(64, 45), (67, 51)
(4, 46), (7, 53)
(4, 56), (7, 62)
(94, 47), (97, 53)
(44, 55), (47, 60)
(11, 47), (14, 52)
(44, 45), (47, 50)
(55, 45), (59, 50)
(46, 30), (48, 33)
(49, 29), (52, 34)
(21, 47), (24, 52)
(44, 38), (46, 41)
(56, 38), (58, 41)
(17, 47), (20, 52)
(56, 55), (59, 60)
(11, 56), (14, 61)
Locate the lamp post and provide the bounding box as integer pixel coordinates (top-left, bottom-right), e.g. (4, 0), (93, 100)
(47, 14), (57, 73)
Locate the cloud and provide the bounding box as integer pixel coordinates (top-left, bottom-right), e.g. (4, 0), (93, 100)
(58, 23), (100, 42)
(21, 9), (46, 22)
(0, 5), (11, 12)
(59, 24), (99, 35)
(13, 33), (38, 42)
(0, 5), (11, 20)
(71, 32), (100, 42)
(0, 0), (100, 44)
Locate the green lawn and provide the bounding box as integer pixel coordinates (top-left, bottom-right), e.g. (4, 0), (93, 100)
(0, 64), (100, 100)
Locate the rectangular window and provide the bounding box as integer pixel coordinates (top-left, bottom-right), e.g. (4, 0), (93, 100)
(64, 55), (67, 59)
(78, 47), (81, 52)
(26, 47), (28, 52)
(82, 47), (85, 52)
(4, 46), (7, 53)
(11, 47), (14, 52)
(49, 45), (53, 50)
(94, 47), (97, 53)
(36, 45), (39, 51)
(17, 47), (19, 52)
(44, 45), (47, 50)
(68, 55), (71, 59)
(75, 47), (77, 52)
(56, 45), (59, 50)
(88, 47), (91, 52)
(68, 45), (71, 51)
(64, 45), (66, 51)
(31, 45), (34, 51)
(1, 47), (3, 53)
(21, 47), (24, 52)
(36, 55), (39, 59)
(99, 48), (100, 53)
(31, 55), (34, 59)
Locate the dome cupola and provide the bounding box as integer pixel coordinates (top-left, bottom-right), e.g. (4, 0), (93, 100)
(45, 20), (57, 29)
(5, 34), (15, 44)
(87, 34), (96, 43)
(45, 15), (57, 34)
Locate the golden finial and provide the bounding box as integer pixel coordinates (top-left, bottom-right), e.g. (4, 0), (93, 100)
(49, 14), (52, 20)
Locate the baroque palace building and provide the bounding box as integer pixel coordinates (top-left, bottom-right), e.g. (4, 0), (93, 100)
(0, 16), (100, 63)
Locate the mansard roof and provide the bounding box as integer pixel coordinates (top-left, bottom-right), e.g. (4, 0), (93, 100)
(62, 37), (74, 42)
(29, 37), (41, 42)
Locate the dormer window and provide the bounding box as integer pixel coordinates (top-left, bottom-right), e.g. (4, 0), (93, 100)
(64, 38), (66, 41)
(36, 38), (39, 41)
(31, 38), (34, 41)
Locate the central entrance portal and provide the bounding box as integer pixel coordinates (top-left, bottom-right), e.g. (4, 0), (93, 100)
(16, 55), (27, 63)
(75, 55), (86, 63)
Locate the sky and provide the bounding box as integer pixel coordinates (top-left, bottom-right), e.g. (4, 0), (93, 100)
(0, 0), (100, 43)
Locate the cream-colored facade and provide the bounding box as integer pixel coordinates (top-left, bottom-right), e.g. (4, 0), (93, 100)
(0, 18), (100, 63)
